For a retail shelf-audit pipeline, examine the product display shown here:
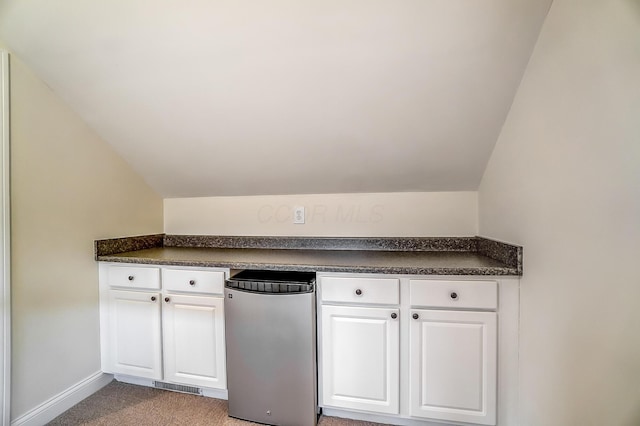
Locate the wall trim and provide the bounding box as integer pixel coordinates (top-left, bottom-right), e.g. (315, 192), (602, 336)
(11, 372), (113, 426)
(0, 49), (11, 426)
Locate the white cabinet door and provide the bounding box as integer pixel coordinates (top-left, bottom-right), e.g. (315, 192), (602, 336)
(321, 305), (399, 415)
(162, 294), (226, 389)
(410, 309), (497, 425)
(108, 290), (162, 380)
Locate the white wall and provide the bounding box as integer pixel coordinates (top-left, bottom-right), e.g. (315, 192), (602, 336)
(165, 192), (478, 237)
(478, 1), (640, 425)
(8, 52), (163, 419)
(0, 48), (10, 425)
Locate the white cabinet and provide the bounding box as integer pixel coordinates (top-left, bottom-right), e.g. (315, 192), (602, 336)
(409, 279), (497, 310)
(107, 289), (162, 379)
(162, 268), (225, 294)
(100, 264), (228, 391)
(409, 279), (498, 425)
(161, 267), (227, 389)
(319, 276), (400, 415)
(319, 274), (507, 426)
(107, 265), (160, 290)
(410, 309), (497, 425)
(321, 305), (400, 414)
(321, 276), (400, 305)
(162, 293), (226, 389)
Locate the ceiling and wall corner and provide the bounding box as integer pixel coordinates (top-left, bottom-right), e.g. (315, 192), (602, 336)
(0, 0), (552, 198)
(12, 2), (634, 425)
(7, 52), (162, 421)
(0, 1), (637, 425)
(478, 0), (640, 424)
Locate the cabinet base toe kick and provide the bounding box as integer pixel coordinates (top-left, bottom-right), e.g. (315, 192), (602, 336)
(322, 408), (478, 426)
(113, 374), (229, 400)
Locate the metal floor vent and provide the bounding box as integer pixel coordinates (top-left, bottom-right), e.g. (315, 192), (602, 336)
(153, 381), (202, 395)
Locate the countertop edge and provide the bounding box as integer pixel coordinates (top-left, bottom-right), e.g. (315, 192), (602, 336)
(96, 255), (520, 276)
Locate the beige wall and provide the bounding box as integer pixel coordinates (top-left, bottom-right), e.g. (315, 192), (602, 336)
(478, 0), (640, 425)
(9, 52), (163, 419)
(165, 192), (478, 237)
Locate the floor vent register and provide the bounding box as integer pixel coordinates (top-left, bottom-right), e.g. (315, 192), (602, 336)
(153, 381), (202, 395)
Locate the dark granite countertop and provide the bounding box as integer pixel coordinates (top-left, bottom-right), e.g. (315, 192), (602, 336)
(95, 235), (522, 276)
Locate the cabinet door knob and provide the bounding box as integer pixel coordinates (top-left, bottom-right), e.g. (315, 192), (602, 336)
(391, 313), (397, 319)
(412, 313), (419, 320)
(355, 289), (362, 296)
(150, 296), (156, 302)
(450, 292), (458, 300)
(164, 297), (170, 303)
(128, 275), (134, 281)
(189, 280), (196, 286)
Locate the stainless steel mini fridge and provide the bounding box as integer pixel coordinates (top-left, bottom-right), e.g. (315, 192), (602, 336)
(224, 270), (318, 426)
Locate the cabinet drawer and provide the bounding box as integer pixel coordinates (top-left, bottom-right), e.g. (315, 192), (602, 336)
(162, 268), (226, 295)
(321, 276), (399, 305)
(107, 265), (160, 290)
(410, 280), (497, 310)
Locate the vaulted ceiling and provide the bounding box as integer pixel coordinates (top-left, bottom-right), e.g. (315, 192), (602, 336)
(0, 0), (552, 197)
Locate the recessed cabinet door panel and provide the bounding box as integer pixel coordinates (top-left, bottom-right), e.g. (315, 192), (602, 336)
(321, 305), (399, 414)
(108, 290), (162, 379)
(163, 294), (226, 389)
(410, 309), (497, 425)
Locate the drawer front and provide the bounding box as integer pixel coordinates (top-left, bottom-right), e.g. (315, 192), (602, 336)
(321, 276), (399, 305)
(163, 268), (226, 295)
(410, 280), (497, 310)
(107, 265), (160, 290)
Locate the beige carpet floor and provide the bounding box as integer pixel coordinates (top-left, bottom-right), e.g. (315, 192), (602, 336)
(48, 381), (388, 426)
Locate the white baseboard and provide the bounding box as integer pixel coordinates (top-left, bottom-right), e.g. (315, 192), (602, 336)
(11, 372), (113, 426)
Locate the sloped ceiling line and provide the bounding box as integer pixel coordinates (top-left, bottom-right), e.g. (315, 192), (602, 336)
(0, 0), (552, 197)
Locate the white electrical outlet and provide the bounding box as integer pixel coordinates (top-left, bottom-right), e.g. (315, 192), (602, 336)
(293, 206), (305, 224)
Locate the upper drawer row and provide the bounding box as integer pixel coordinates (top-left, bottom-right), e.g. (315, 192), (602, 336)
(106, 265), (226, 295)
(320, 276), (497, 310)
(321, 276), (400, 305)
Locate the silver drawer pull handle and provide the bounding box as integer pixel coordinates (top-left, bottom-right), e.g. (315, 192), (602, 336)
(355, 289), (362, 296)
(450, 292), (458, 300)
